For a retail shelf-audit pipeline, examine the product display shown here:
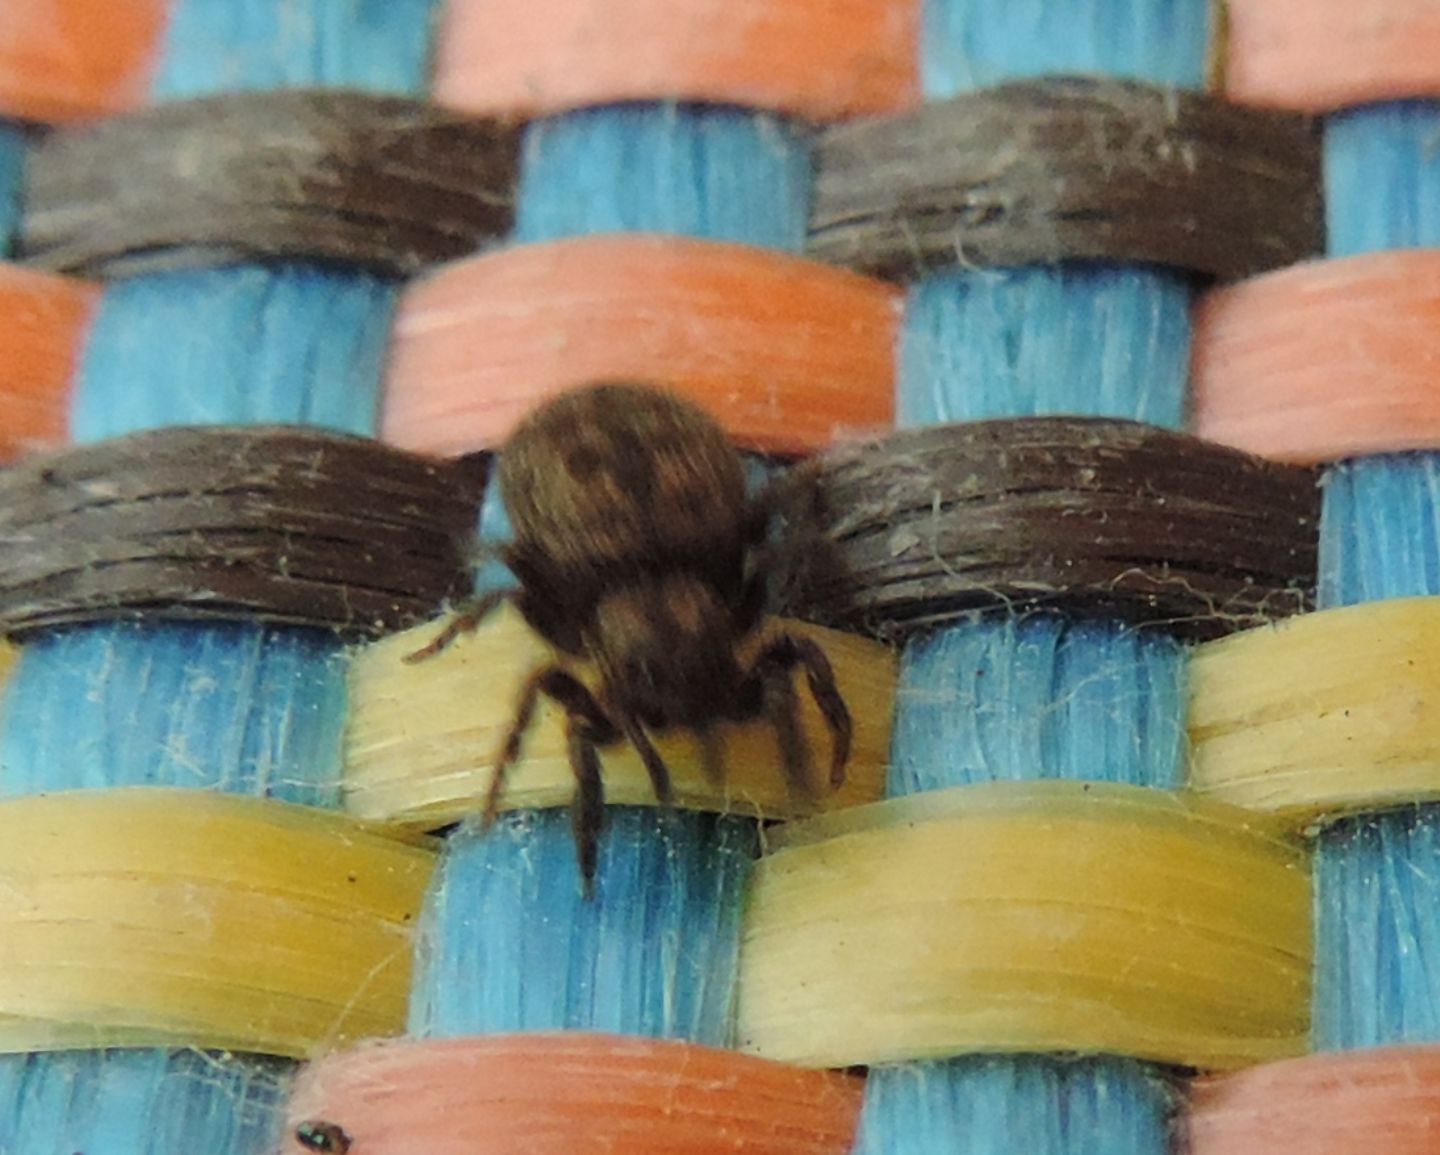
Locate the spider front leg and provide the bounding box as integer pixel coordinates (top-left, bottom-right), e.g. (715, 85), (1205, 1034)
(404, 587), (513, 664)
(486, 666), (619, 893)
(483, 666), (615, 820)
(613, 713), (676, 809)
(745, 632), (853, 789)
(566, 721), (606, 897)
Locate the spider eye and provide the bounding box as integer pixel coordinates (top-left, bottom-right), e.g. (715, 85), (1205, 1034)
(295, 1120), (352, 1154)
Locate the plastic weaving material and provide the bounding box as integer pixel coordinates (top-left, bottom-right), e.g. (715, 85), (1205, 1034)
(0, 0), (166, 123)
(0, 424), (480, 637)
(1189, 1044), (1440, 1154)
(0, 264), (95, 462)
(19, 91), (520, 278)
(807, 79), (1322, 281)
(0, 45), (411, 799)
(1325, 103), (1440, 259)
(0, 1049), (291, 1155)
(149, 0), (440, 101)
(380, 234), (899, 457)
(891, 618), (1185, 795)
(0, 6), (443, 1150)
(16, 1), (1440, 1149)
(899, 264), (1191, 431)
(515, 105), (812, 252)
(284, 1033), (863, 1155)
(0, 623), (345, 807)
(1315, 813), (1440, 1049)
(0, 123), (25, 252)
(777, 417), (1318, 640)
(71, 266), (396, 442)
(736, 781), (1311, 1070)
(0, 620), (347, 807)
(1225, 0), (1440, 111)
(410, 809), (754, 1042)
(922, 0), (1210, 96)
(856, 7), (1213, 1153)
(1311, 95), (1440, 1055)
(1192, 250), (1440, 464)
(1321, 455), (1440, 605)
(431, 0), (919, 121)
(857, 1057), (1177, 1155)
(0, 789), (434, 1057)
(1190, 598), (1440, 819)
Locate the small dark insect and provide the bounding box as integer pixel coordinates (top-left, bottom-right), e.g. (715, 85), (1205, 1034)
(407, 382), (853, 891)
(294, 1120), (351, 1154)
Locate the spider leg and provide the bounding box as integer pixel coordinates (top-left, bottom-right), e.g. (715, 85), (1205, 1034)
(747, 632), (852, 789)
(735, 466), (827, 635)
(734, 469), (807, 635)
(566, 721), (607, 898)
(482, 666), (617, 829)
(616, 714), (675, 809)
(762, 662), (817, 801)
(745, 458), (841, 624)
(733, 563), (771, 637)
(404, 587), (512, 664)
(696, 725), (727, 788)
(745, 460), (822, 546)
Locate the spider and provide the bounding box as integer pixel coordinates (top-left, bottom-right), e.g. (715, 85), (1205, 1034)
(407, 382), (852, 890)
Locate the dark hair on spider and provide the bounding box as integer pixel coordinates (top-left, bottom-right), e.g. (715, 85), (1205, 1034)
(408, 381), (852, 893)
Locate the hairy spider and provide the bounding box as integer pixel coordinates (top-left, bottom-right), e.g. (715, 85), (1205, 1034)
(407, 382), (852, 891)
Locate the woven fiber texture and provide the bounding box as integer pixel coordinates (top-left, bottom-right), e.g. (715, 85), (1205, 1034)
(0, 4), (1436, 1155)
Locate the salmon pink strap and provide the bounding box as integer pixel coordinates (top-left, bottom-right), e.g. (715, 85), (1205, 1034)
(1225, 0), (1440, 111)
(1190, 1045), (1440, 1155)
(381, 234), (901, 457)
(284, 1033), (862, 1155)
(432, 0), (919, 122)
(1193, 249), (1440, 464)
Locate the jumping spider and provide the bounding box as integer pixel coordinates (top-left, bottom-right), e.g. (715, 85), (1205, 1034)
(407, 382), (852, 890)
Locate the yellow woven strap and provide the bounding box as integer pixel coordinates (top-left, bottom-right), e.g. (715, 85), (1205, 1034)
(0, 788), (435, 1057)
(1189, 596), (1440, 822)
(736, 779), (1310, 1070)
(344, 604), (895, 826)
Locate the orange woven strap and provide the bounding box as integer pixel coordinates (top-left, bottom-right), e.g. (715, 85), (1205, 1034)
(284, 1033), (862, 1155)
(431, 0), (919, 122)
(1192, 249), (1440, 464)
(1225, 0), (1440, 110)
(0, 0), (167, 122)
(0, 264), (96, 461)
(1189, 1045), (1440, 1155)
(381, 234), (900, 457)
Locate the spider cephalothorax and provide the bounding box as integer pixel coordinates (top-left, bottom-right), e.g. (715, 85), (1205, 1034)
(408, 382), (852, 891)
